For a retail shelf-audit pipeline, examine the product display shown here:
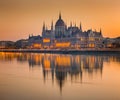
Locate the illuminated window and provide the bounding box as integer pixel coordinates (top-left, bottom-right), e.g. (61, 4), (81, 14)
(81, 38), (84, 41)
(89, 43), (95, 48)
(89, 37), (95, 41)
(107, 43), (112, 47)
(55, 42), (70, 48)
(43, 38), (50, 43)
(32, 44), (41, 48)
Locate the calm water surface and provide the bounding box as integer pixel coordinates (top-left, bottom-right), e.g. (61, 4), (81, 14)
(0, 52), (120, 100)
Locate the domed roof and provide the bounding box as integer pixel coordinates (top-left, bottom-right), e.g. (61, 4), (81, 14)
(55, 13), (65, 27)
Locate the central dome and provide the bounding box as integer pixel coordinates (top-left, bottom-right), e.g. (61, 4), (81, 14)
(55, 13), (65, 27)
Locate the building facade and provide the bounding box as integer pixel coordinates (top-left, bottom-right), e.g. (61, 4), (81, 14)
(42, 13), (103, 49)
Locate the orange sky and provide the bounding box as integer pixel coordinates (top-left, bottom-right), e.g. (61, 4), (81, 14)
(0, 0), (120, 41)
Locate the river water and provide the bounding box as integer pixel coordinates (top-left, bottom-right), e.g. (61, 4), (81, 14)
(0, 52), (120, 100)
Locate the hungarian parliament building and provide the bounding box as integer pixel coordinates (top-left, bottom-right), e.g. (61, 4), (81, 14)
(29, 13), (103, 49)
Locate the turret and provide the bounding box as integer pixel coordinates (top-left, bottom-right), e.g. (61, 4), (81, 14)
(59, 12), (61, 19)
(70, 22), (72, 27)
(42, 22), (46, 37)
(75, 22), (76, 27)
(100, 28), (103, 37)
(42, 22), (45, 32)
(80, 22), (82, 32)
(51, 20), (53, 31)
(100, 28), (102, 34)
(29, 34), (31, 39)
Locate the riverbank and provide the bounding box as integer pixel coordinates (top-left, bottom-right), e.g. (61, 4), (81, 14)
(0, 48), (120, 54)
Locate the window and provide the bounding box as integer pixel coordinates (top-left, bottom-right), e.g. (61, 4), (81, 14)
(89, 37), (94, 41)
(89, 43), (95, 48)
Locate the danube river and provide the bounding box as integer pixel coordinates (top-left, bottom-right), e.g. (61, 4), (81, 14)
(0, 52), (120, 100)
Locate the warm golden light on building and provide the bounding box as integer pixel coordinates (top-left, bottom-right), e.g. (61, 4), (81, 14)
(89, 37), (95, 41)
(32, 43), (41, 49)
(55, 42), (70, 48)
(80, 38), (85, 41)
(89, 43), (95, 48)
(43, 38), (50, 43)
(107, 43), (112, 48)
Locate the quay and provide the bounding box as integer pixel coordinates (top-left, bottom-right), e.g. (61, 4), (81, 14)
(0, 49), (120, 54)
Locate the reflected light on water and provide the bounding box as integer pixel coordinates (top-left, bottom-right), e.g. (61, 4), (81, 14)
(0, 52), (120, 100)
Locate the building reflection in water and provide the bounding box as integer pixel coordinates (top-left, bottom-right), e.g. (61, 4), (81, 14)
(0, 52), (120, 92)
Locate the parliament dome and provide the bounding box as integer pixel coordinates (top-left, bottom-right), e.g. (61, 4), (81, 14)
(55, 13), (65, 27)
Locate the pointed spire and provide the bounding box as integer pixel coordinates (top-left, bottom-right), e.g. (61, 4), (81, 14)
(51, 20), (53, 30)
(100, 28), (102, 34)
(65, 22), (67, 29)
(51, 20), (53, 31)
(59, 12), (61, 19)
(29, 34), (30, 38)
(80, 22), (82, 31)
(42, 22), (45, 32)
(75, 22), (76, 27)
(70, 22), (72, 27)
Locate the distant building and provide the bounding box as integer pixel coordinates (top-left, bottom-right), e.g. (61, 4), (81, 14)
(103, 37), (120, 48)
(0, 41), (14, 49)
(28, 35), (42, 49)
(42, 13), (103, 49)
(15, 39), (28, 49)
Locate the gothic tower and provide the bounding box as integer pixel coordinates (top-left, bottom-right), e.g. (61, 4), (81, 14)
(55, 12), (66, 38)
(42, 22), (46, 37)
